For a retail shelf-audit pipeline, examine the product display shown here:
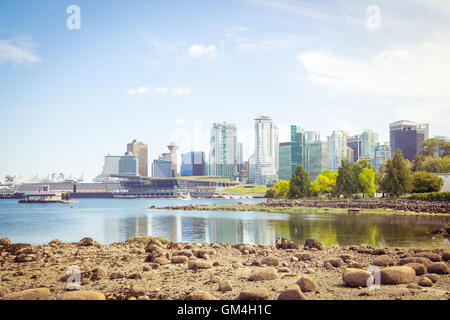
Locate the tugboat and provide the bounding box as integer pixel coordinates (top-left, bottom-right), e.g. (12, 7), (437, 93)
(19, 186), (79, 204)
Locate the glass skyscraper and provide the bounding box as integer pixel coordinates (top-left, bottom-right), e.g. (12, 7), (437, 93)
(327, 130), (347, 171)
(389, 120), (429, 161)
(361, 130), (379, 165)
(306, 141), (328, 181)
(278, 142), (292, 181)
(291, 125), (307, 173)
(254, 115), (278, 185)
(208, 123), (238, 180)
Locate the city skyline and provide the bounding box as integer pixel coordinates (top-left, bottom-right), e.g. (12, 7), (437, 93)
(1, 1), (450, 181)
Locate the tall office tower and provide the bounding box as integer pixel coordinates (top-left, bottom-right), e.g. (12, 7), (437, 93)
(167, 142), (179, 177)
(361, 130), (379, 163)
(347, 135), (361, 164)
(278, 142), (292, 181)
(291, 125), (307, 174)
(306, 141), (328, 181)
(127, 140), (148, 177)
(327, 130), (347, 171)
(346, 147), (354, 165)
(152, 158), (172, 178)
(254, 115), (279, 185)
(181, 151), (206, 176)
(248, 153), (256, 184)
(390, 121), (429, 161)
(208, 123), (238, 180)
(305, 131), (320, 143)
(119, 152), (139, 175)
(102, 155), (121, 177)
(374, 142), (391, 172)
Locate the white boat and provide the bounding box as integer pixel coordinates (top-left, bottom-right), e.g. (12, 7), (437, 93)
(178, 192), (192, 200)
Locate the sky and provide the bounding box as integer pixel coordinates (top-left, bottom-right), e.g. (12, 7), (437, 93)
(1, 0), (449, 182)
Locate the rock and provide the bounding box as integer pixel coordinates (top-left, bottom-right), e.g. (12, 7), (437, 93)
(110, 271), (125, 280)
(138, 295), (150, 300)
(373, 255), (395, 267)
(81, 278), (91, 285)
(77, 237), (95, 247)
(339, 255), (353, 261)
(91, 267), (108, 281)
(48, 239), (62, 248)
(424, 273), (439, 283)
(171, 256), (189, 264)
(249, 267), (278, 281)
(442, 251), (450, 261)
(219, 280), (233, 292)
(358, 289), (373, 297)
(413, 252), (441, 262)
(210, 275), (222, 284)
(278, 267), (290, 273)
(172, 249), (193, 258)
(406, 284), (423, 290)
(324, 262), (333, 270)
(261, 256), (279, 266)
(187, 291), (218, 300)
(3, 288), (50, 300)
(427, 262), (449, 274)
(188, 260), (212, 270)
(418, 276), (433, 287)
(58, 290), (105, 300)
(277, 284), (306, 300)
(297, 276), (316, 293)
(348, 262), (364, 269)
(232, 262), (242, 269)
(127, 273), (142, 280)
(304, 239), (323, 251)
(145, 244), (162, 253)
(0, 238), (11, 247)
(342, 268), (374, 287)
(6, 243), (32, 255)
(306, 268), (315, 274)
(398, 257), (431, 266)
(14, 254), (37, 263)
(276, 238), (299, 249)
(295, 253), (312, 261)
(376, 266), (416, 285)
(404, 263), (426, 276)
(129, 286), (146, 297)
(154, 257), (170, 265)
(0, 286), (10, 298)
(324, 258), (345, 268)
(238, 288), (269, 300)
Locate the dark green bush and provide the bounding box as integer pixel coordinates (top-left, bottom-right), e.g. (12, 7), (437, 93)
(408, 192), (450, 201)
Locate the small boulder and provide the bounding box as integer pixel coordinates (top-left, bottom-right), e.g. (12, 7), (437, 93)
(442, 251), (450, 261)
(297, 276), (316, 293)
(188, 291), (218, 300)
(77, 237), (95, 247)
(171, 256), (189, 264)
(110, 271), (125, 280)
(418, 276), (433, 287)
(426, 262), (449, 274)
(91, 267), (108, 281)
(376, 266), (416, 285)
(295, 253), (312, 261)
(398, 257), (431, 266)
(248, 267), (278, 281)
(237, 288), (269, 300)
(3, 288), (50, 300)
(58, 290), (105, 300)
(261, 256), (279, 266)
(424, 273), (439, 283)
(0, 286), (9, 298)
(276, 238), (299, 249)
(219, 280), (233, 292)
(373, 255), (395, 267)
(404, 263), (426, 276)
(324, 258), (345, 268)
(277, 284), (306, 300)
(413, 252), (441, 262)
(188, 260), (212, 270)
(304, 239), (323, 251)
(342, 268), (374, 287)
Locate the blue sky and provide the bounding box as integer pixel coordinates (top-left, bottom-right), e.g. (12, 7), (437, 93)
(1, 0), (449, 181)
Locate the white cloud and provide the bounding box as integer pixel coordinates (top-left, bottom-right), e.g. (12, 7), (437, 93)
(187, 44), (218, 58)
(126, 85), (192, 96)
(250, 0), (334, 22)
(0, 37), (41, 65)
(235, 34), (307, 53)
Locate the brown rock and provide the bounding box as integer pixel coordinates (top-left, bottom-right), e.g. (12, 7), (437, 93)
(110, 271), (125, 280)
(348, 262), (364, 269)
(58, 290), (105, 300)
(373, 255), (395, 267)
(154, 257), (170, 265)
(249, 267), (278, 281)
(342, 268), (374, 287)
(324, 258), (345, 268)
(91, 267), (108, 281)
(6, 243), (32, 255)
(278, 267), (290, 273)
(424, 273), (439, 283)
(238, 287), (269, 300)
(77, 237), (95, 247)
(413, 252), (441, 262)
(295, 253), (312, 261)
(3, 288), (50, 300)
(0, 286), (10, 298)
(219, 280), (233, 292)
(210, 275), (222, 283)
(276, 238), (299, 249)
(418, 276), (433, 287)
(398, 257), (431, 266)
(297, 276), (316, 293)
(277, 284), (306, 300)
(0, 237), (11, 247)
(188, 260), (212, 270)
(304, 239), (323, 251)
(376, 266), (416, 285)
(442, 251), (450, 261)
(427, 262), (449, 274)
(171, 256), (189, 264)
(261, 256), (279, 266)
(404, 262), (426, 276)
(188, 291), (218, 300)
(129, 286), (146, 297)
(172, 249), (193, 258)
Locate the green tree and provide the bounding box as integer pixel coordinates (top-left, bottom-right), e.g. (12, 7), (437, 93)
(352, 159), (374, 193)
(311, 170), (338, 196)
(288, 165), (311, 199)
(359, 167), (377, 197)
(264, 188), (277, 198)
(422, 156), (443, 173)
(411, 171), (444, 193)
(420, 138), (439, 158)
(335, 160), (356, 198)
(275, 180), (290, 198)
(380, 149), (412, 197)
(411, 155), (424, 172)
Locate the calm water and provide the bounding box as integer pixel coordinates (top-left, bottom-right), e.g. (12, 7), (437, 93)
(0, 198), (449, 248)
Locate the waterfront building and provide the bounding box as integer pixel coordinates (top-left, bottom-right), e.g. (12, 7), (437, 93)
(119, 152), (139, 175)
(327, 130), (347, 171)
(127, 140), (148, 177)
(181, 152), (206, 176)
(152, 158), (172, 178)
(374, 142), (391, 172)
(361, 130), (379, 164)
(306, 141), (327, 181)
(208, 123), (238, 180)
(305, 131), (320, 143)
(347, 135), (361, 164)
(102, 155), (121, 177)
(291, 125), (307, 174)
(254, 116), (279, 186)
(278, 142), (292, 181)
(389, 120), (429, 161)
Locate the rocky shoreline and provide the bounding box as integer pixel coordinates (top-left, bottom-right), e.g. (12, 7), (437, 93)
(151, 198), (450, 215)
(0, 236), (449, 300)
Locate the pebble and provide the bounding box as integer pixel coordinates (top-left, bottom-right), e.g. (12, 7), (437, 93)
(248, 267), (278, 281)
(238, 287), (269, 300)
(297, 275), (316, 293)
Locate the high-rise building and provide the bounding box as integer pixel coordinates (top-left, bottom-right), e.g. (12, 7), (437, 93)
(152, 159), (172, 178)
(248, 153), (256, 184)
(208, 123), (238, 180)
(305, 131), (320, 143)
(181, 152), (206, 176)
(327, 130), (347, 171)
(127, 140), (148, 177)
(306, 141), (327, 181)
(119, 152), (139, 175)
(291, 125), (307, 173)
(374, 142), (391, 172)
(347, 135), (361, 164)
(389, 120), (429, 161)
(346, 147), (354, 165)
(102, 155), (121, 177)
(254, 115), (278, 185)
(435, 136), (450, 157)
(361, 130), (379, 163)
(278, 142), (292, 181)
